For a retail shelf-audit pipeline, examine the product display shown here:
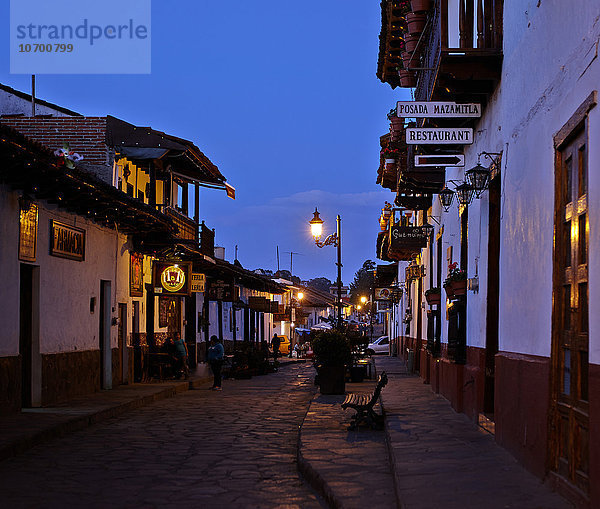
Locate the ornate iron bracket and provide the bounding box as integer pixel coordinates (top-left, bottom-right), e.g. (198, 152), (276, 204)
(315, 233), (338, 248)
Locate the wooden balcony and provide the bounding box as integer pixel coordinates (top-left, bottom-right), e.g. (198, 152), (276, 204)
(165, 206), (198, 243)
(415, 0), (503, 106)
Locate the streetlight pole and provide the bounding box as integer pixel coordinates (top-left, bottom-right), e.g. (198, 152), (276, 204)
(309, 208), (343, 330)
(336, 214), (342, 330)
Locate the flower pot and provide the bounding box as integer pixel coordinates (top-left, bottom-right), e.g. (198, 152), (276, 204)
(389, 116), (403, 131)
(385, 162), (396, 171)
(410, 0), (431, 12)
(402, 51), (413, 70)
(406, 12), (427, 34)
(444, 284), (455, 298)
(405, 33), (420, 53)
(451, 279), (467, 296)
(398, 70), (416, 88)
(425, 293), (441, 306)
(384, 158), (396, 164)
(317, 365), (346, 395)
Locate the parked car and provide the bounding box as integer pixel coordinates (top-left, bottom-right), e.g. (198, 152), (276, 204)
(366, 335), (389, 355)
(273, 335), (290, 355)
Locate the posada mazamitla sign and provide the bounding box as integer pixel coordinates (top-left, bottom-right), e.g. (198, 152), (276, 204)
(396, 101), (481, 118)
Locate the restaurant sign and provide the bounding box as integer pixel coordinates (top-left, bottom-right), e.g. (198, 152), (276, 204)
(406, 128), (473, 145)
(50, 220), (85, 261)
(153, 261), (192, 296)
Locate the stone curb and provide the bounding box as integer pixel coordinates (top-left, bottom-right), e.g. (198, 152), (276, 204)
(296, 395), (343, 509)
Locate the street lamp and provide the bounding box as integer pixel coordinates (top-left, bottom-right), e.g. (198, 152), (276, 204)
(308, 208), (343, 329)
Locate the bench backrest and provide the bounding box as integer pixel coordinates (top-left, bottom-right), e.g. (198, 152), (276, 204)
(367, 371), (388, 409)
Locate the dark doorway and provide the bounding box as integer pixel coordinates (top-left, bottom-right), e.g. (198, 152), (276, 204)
(118, 303), (128, 384)
(484, 176), (501, 417)
(99, 280), (112, 389)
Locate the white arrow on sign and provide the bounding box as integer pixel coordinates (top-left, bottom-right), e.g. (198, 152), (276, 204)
(414, 154), (465, 167)
(406, 128), (473, 145)
(396, 101), (481, 118)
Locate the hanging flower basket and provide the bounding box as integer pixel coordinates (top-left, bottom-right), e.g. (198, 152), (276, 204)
(425, 289), (441, 306)
(450, 280), (467, 296)
(398, 69), (416, 88)
(406, 12), (427, 34)
(410, 0), (431, 12)
(444, 284), (455, 298)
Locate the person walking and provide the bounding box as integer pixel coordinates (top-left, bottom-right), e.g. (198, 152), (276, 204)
(208, 335), (225, 390)
(172, 332), (190, 379)
(271, 333), (281, 361)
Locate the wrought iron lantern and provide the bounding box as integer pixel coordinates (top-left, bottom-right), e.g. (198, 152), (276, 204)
(309, 208), (324, 239)
(438, 187), (455, 212)
(455, 181), (475, 206)
(465, 162), (490, 198)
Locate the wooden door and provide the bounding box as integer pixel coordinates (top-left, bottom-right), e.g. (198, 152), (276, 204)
(551, 126), (589, 496)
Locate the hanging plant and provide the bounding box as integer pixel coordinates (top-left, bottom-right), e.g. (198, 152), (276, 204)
(54, 142), (83, 169)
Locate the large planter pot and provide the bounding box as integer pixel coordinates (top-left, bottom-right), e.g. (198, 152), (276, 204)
(406, 12), (427, 34)
(405, 33), (420, 53)
(350, 365), (366, 383)
(425, 293), (441, 306)
(317, 365), (346, 394)
(398, 69), (416, 88)
(410, 0), (431, 12)
(451, 279), (467, 296)
(389, 116), (403, 131)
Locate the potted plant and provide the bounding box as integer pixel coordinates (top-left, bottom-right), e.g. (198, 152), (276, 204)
(406, 11), (427, 34)
(425, 287), (441, 305)
(398, 68), (416, 88)
(410, 0), (431, 12)
(381, 147), (401, 164)
(312, 330), (352, 394)
(443, 262), (467, 297)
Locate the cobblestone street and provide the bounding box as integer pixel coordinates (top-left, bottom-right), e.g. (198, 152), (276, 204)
(0, 364), (325, 509)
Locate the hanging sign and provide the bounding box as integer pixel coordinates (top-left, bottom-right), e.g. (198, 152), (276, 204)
(415, 154), (465, 167)
(375, 288), (392, 301)
(152, 261), (192, 296)
(130, 253), (144, 297)
(396, 101), (481, 118)
(406, 128), (473, 145)
(190, 273), (206, 293)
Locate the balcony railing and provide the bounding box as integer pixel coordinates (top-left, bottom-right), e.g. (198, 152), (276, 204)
(165, 206), (198, 243)
(416, 0), (503, 102)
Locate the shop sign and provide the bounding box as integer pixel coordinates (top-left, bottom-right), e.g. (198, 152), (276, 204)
(19, 204), (38, 262)
(375, 288), (392, 301)
(406, 128), (473, 145)
(152, 261), (192, 296)
(130, 253), (144, 297)
(390, 225), (429, 243)
(248, 296), (270, 312)
(50, 220), (85, 261)
(396, 101), (481, 118)
(207, 279), (234, 302)
(190, 273), (206, 293)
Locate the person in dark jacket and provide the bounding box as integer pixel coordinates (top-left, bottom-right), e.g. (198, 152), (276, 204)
(208, 335), (225, 390)
(271, 333), (281, 361)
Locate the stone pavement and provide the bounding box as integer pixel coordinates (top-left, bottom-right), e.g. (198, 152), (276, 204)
(374, 356), (574, 509)
(0, 360), (323, 508)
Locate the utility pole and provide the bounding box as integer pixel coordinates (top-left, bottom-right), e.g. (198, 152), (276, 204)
(285, 251), (302, 275)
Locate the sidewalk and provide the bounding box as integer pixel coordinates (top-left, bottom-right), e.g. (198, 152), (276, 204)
(299, 356), (573, 509)
(0, 358), (305, 463)
(376, 356), (573, 509)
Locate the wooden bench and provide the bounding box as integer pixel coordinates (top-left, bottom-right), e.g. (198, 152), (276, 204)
(341, 371), (388, 430)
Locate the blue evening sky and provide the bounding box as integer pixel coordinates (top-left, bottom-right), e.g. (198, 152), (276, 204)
(1, 0), (411, 283)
